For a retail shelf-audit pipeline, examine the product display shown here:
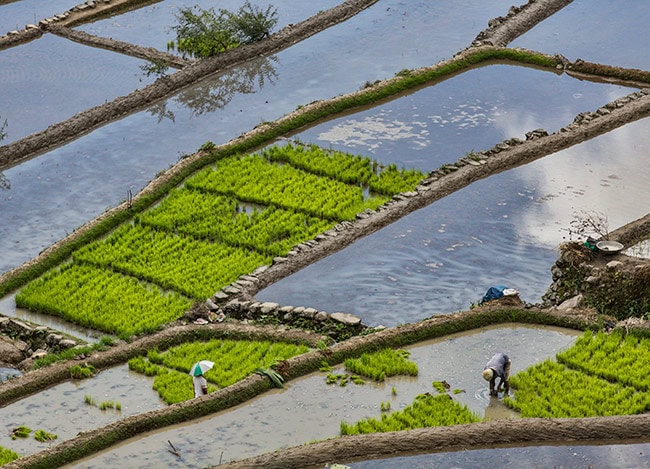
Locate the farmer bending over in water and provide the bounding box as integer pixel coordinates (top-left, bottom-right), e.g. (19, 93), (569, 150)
(482, 352), (510, 396)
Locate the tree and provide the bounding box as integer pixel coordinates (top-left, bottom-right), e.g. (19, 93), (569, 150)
(168, 2), (278, 59)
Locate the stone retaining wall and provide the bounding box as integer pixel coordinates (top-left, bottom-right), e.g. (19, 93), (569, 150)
(0, 316), (82, 368)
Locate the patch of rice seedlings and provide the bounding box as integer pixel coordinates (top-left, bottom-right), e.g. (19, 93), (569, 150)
(0, 446), (20, 465)
(340, 393), (480, 435)
(33, 429), (58, 442)
(11, 426), (31, 440)
(344, 348), (418, 382)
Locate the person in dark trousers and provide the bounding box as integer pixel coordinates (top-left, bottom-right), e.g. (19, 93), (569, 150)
(482, 352), (511, 396)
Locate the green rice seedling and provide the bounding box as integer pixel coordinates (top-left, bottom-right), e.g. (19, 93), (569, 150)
(128, 356), (163, 376)
(16, 263), (191, 339)
(380, 401), (391, 412)
(432, 380), (450, 394)
(84, 395), (96, 406)
(453, 389), (465, 394)
(340, 393), (480, 435)
(155, 339), (307, 389)
(69, 364), (96, 379)
(504, 359), (650, 418)
(11, 426), (31, 440)
(326, 373), (344, 385)
(344, 348), (418, 382)
(319, 361), (332, 372)
(0, 446), (20, 465)
(34, 429), (58, 442)
(557, 330), (650, 391)
(99, 401), (121, 411)
(391, 386), (397, 396)
(351, 375), (365, 385)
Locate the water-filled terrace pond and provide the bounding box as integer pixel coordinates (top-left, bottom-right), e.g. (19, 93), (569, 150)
(511, 0), (650, 71)
(0, 33), (157, 145)
(258, 106), (650, 327)
(0, 0), (511, 275)
(0, 0), (78, 35)
(66, 325), (579, 468)
(347, 441), (650, 468)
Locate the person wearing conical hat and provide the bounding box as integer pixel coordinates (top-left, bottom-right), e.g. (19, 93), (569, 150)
(482, 352), (510, 397)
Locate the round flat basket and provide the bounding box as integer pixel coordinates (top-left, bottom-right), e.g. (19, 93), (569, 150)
(596, 240), (624, 254)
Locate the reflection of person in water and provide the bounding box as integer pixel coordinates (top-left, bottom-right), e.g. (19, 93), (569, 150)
(482, 352), (510, 396)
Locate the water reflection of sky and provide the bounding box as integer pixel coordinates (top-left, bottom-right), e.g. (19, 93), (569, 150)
(511, 0), (650, 70)
(0, 1), (517, 275)
(349, 442), (650, 469)
(0, 34), (156, 144)
(0, 0), (77, 34)
(293, 65), (635, 172)
(257, 71), (644, 326)
(258, 169), (559, 325)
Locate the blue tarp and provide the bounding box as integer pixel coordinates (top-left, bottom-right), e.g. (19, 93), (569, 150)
(481, 285), (508, 305)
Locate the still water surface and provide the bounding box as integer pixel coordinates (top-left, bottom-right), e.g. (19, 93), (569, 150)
(511, 0), (650, 70)
(0, 0), (78, 34)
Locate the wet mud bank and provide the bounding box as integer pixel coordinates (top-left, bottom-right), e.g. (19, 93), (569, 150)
(43, 23), (192, 69)
(218, 415), (650, 469)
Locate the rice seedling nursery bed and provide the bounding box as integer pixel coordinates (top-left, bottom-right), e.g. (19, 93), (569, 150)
(13, 143), (424, 339)
(128, 338), (310, 404)
(504, 330), (650, 418)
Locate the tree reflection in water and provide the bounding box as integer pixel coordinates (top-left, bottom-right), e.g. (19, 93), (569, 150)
(146, 55), (279, 122)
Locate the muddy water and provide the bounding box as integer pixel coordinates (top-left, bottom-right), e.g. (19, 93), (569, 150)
(0, 0), (507, 275)
(0, 364), (162, 457)
(511, 0), (650, 70)
(67, 325), (578, 468)
(348, 441), (650, 468)
(0, 0), (77, 34)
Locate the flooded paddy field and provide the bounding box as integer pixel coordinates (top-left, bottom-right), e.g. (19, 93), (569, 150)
(0, 0), (77, 35)
(66, 325), (579, 468)
(258, 116), (650, 325)
(0, 365), (161, 457)
(348, 441), (650, 469)
(0, 0), (509, 275)
(0, 34), (156, 144)
(1, 0), (650, 466)
(511, 0), (650, 70)
(76, 0), (343, 51)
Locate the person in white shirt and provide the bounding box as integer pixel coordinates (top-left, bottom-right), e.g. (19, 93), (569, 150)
(193, 372), (208, 398)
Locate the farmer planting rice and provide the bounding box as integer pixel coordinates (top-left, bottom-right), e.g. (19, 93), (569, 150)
(483, 352), (511, 396)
